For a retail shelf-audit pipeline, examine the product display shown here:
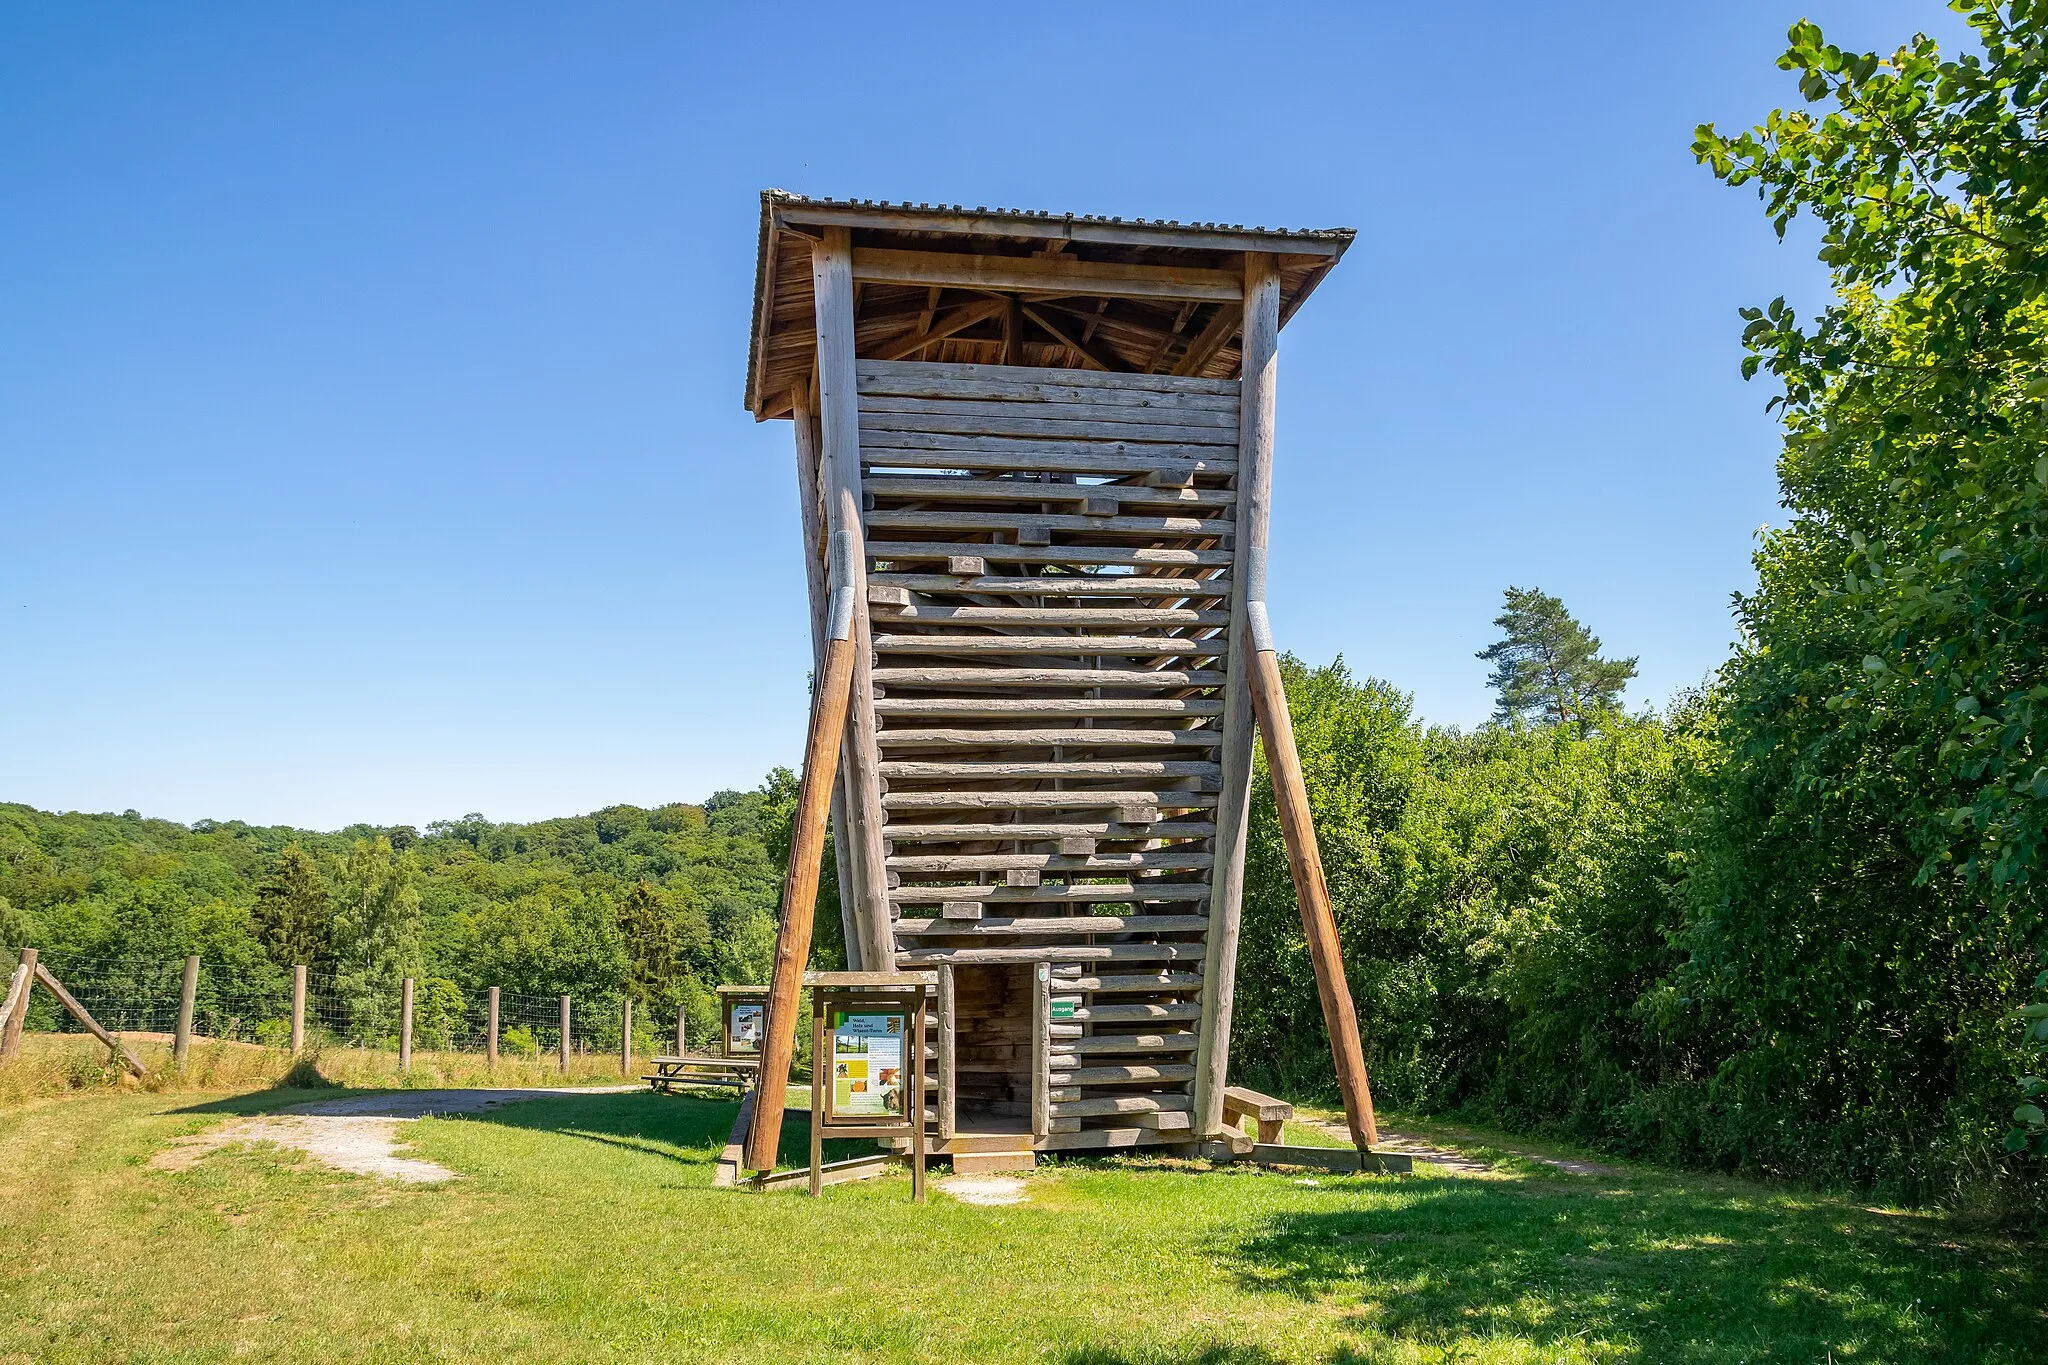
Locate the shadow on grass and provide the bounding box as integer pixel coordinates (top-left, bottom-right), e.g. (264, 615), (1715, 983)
(1215, 1172), (2042, 1362)
(1056, 1345), (1295, 1365)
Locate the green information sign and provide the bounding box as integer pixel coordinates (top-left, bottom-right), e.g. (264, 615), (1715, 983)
(1049, 998), (1076, 1020)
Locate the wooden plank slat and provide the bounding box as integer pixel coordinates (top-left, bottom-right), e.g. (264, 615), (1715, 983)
(878, 728), (1222, 749)
(858, 359), (1241, 396)
(891, 884), (1210, 905)
(871, 636), (1227, 658)
(870, 666), (1226, 689)
(881, 757), (1217, 778)
(856, 369), (1239, 412)
(895, 914), (1210, 934)
(868, 606), (1231, 627)
(861, 475), (1232, 510)
(898, 944), (1208, 965)
(1048, 1064), (1196, 1086)
(867, 574), (1229, 599)
(859, 395), (1240, 431)
(1053, 1033), (1200, 1054)
(861, 443), (1235, 477)
(863, 508), (1234, 538)
(882, 821), (1216, 842)
(1048, 1094), (1193, 1118)
(882, 790), (1220, 811)
(867, 542), (1232, 568)
(874, 697), (1224, 719)
(889, 850), (1215, 873)
(851, 248), (1241, 303)
(861, 410), (1238, 446)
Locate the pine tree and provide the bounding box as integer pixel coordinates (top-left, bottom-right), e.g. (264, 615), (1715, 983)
(252, 844), (330, 969)
(1476, 586), (1637, 735)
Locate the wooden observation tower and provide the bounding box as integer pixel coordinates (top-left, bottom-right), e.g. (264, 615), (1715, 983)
(741, 192), (1377, 1174)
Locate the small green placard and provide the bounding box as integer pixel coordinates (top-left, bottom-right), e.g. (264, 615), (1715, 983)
(1049, 999), (1076, 1019)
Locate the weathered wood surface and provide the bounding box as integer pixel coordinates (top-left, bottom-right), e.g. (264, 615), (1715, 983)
(746, 631), (858, 1172)
(0, 956), (31, 1054)
(895, 914), (1209, 934)
(876, 727), (1223, 748)
(173, 955), (198, 1067)
(1247, 1145), (1414, 1175)
(851, 248), (1242, 302)
(33, 962), (145, 1076)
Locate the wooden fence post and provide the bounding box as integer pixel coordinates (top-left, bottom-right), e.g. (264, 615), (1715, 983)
(675, 1009), (686, 1057)
(173, 955), (198, 1067)
(290, 965), (307, 1053)
(399, 977), (414, 1072)
(1, 949), (37, 1058)
(558, 995), (571, 1075)
(620, 998), (632, 1076)
(486, 986), (500, 1068)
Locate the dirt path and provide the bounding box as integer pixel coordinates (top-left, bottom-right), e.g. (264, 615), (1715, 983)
(1310, 1119), (1621, 1177)
(152, 1086), (640, 1183)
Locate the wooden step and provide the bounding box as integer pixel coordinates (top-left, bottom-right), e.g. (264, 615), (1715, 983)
(883, 790), (1220, 811)
(873, 697), (1224, 719)
(890, 885), (1210, 906)
(862, 475), (1234, 510)
(881, 759), (1219, 780)
(897, 944), (1206, 966)
(871, 666), (1224, 689)
(896, 914), (1209, 934)
(947, 1149), (1037, 1175)
(871, 606), (1231, 627)
(883, 820), (1215, 843)
(888, 850), (1215, 873)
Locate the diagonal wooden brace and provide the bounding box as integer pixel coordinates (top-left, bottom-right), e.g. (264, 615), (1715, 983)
(746, 532), (860, 1172)
(1243, 616), (1380, 1150)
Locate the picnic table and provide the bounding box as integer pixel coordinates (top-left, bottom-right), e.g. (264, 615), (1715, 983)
(643, 1053), (760, 1094)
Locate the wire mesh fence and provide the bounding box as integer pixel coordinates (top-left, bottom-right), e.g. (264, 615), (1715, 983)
(0, 947), (650, 1061)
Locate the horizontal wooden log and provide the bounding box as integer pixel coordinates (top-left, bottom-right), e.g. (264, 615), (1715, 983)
(1248, 1145), (1416, 1175)
(888, 850), (1215, 873)
(874, 696), (1225, 719)
(861, 442), (1234, 477)
(895, 914), (1210, 934)
(871, 636), (1227, 658)
(1222, 1086), (1295, 1122)
(880, 759), (1218, 779)
(1065, 1001), (1202, 1022)
(869, 606), (1231, 627)
(891, 884), (1210, 906)
(867, 575), (1230, 600)
(882, 790), (1220, 811)
(882, 820), (1215, 843)
(857, 363), (1241, 409)
(878, 728), (1222, 749)
(865, 508), (1234, 539)
(870, 666), (1226, 689)
(1045, 972), (1205, 994)
(860, 394), (1240, 431)
(1052, 1033), (1200, 1056)
(861, 475), (1232, 511)
(1048, 1063), (1197, 1086)
(896, 944), (1207, 966)
(1049, 1094), (1193, 1118)
(850, 247), (1242, 302)
(868, 541), (1233, 568)
(861, 410), (1237, 446)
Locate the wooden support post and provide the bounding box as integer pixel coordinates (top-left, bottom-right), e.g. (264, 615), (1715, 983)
(1247, 649), (1380, 1149)
(744, 628), (859, 1171)
(33, 962), (145, 1076)
(173, 955), (198, 1067)
(559, 996), (571, 1074)
(486, 986), (500, 1067)
(792, 394), (866, 971)
(399, 977), (414, 1072)
(1194, 253), (1278, 1139)
(808, 1001), (825, 1196)
(676, 1009), (687, 1057)
(620, 998), (632, 1075)
(936, 963), (956, 1142)
(290, 964), (306, 1054)
(1032, 963), (1050, 1141)
(809, 227), (895, 972)
(911, 993), (928, 1204)
(0, 949), (35, 1057)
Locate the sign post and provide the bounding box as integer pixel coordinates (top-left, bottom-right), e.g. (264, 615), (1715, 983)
(804, 971), (933, 1202)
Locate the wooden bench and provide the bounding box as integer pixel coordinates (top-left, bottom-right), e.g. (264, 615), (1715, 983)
(644, 1054), (760, 1094)
(1222, 1086), (1293, 1144)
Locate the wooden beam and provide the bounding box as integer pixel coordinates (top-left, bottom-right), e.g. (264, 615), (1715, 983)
(852, 248), (1240, 302)
(0, 951), (32, 1055)
(1172, 302), (1244, 378)
(1020, 305), (1125, 373)
(173, 955), (197, 1067)
(1193, 255), (1275, 1139)
(868, 299), (1006, 362)
(810, 228), (895, 971)
(793, 392), (865, 969)
(745, 632), (858, 1172)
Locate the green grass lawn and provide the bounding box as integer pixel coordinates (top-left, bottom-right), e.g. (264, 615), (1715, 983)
(0, 1086), (2038, 1363)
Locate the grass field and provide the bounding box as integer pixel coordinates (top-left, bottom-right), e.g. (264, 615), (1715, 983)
(1, 1081), (2040, 1364)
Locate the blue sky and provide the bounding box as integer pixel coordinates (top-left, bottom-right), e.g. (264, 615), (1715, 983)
(0, 3), (1978, 830)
